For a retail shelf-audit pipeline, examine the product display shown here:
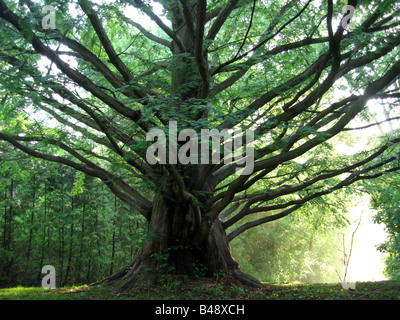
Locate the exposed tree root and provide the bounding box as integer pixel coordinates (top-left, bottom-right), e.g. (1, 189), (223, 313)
(91, 260), (134, 286)
(233, 269), (263, 289)
(93, 217), (264, 292)
(95, 256), (263, 293)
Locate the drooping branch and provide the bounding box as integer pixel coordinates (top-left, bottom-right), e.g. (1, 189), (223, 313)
(227, 204), (301, 242)
(126, 0), (185, 52)
(211, 0), (313, 76)
(344, 117), (400, 132)
(115, 9), (172, 49)
(1, 50), (151, 174)
(227, 157), (400, 241)
(207, 60), (400, 221)
(206, 0), (240, 41)
(78, 1), (136, 87)
(224, 138), (400, 228)
(0, 131), (152, 217)
(0, 0), (147, 128)
(209, 36), (331, 97)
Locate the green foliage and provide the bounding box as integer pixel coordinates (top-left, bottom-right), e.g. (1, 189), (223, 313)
(2, 279), (400, 300)
(365, 173), (400, 279)
(0, 0), (399, 290)
(229, 192), (352, 284)
(151, 246), (209, 289)
(0, 156), (148, 287)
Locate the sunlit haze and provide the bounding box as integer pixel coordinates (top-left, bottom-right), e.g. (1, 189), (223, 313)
(344, 196), (388, 282)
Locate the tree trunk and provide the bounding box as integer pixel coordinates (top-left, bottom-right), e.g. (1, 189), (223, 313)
(145, 194), (239, 275)
(63, 222), (74, 286)
(27, 174), (36, 261)
(77, 200), (85, 283)
(2, 188), (7, 249)
(6, 179), (13, 252)
(110, 218), (116, 276)
(58, 194), (65, 287)
(37, 182), (47, 283)
(98, 8), (263, 290)
(103, 192), (262, 290)
(2, 180), (14, 277)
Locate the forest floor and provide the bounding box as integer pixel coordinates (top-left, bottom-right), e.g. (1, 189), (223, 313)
(1, 272), (400, 300)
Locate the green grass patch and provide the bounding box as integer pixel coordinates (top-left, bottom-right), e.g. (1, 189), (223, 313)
(1, 279), (400, 300)
(0, 286), (56, 300)
(0, 285), (94, 300)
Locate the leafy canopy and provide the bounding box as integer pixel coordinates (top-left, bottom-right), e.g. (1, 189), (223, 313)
(0, 0), (400, 241)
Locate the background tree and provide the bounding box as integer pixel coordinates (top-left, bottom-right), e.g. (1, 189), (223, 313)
(366, 171), (400, 280)
(1, 0), (400, 288)
(230, 190), (353, 283)
(0, 151), (147, 287)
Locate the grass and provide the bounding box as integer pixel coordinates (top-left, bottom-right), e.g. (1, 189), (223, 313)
(1, 278), (400, 300)
(262, 280), (400, 300)
(0, 285), (94, 300)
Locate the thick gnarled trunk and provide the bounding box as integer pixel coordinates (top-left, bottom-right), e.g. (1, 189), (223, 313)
(101, 192), (262, 290)
(142, 193), (238, 276)
(99, 6), (263, 290)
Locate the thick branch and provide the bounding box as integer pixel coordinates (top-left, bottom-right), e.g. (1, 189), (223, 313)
(194, 0), (209, 98)
(0, 132), (151, 217)
(227, 158), (400, 241)
(129, 0), (185, 52)
(0, 1), (146, 127)
(224, 139), (400, 229)
(207, 60), (400, 220)
(78, 0), (146, 99)
(115, 9), (172, 49)
(206, 0), (240, 41)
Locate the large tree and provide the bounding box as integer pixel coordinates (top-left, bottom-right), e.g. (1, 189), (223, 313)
(1, 0), (400, 288)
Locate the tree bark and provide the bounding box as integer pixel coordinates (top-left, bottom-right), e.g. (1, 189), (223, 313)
(110, 208), (116, 275)
(102, 192), (262, 290)
(63, 222), (74, 286)
(27, 174), (36, 262)
(145, 193), (239, 275)
(37, 182), (47, 283)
